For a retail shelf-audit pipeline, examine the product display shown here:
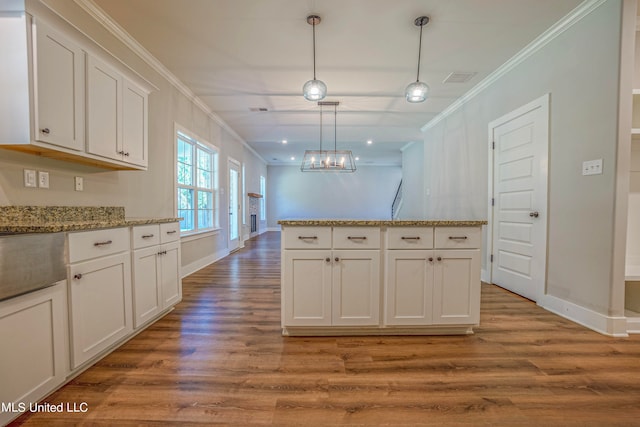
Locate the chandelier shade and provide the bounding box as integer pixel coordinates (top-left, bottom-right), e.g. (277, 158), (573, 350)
(301, 101), (356, 173)
(405, 16), (430, 103)
(302, 15), (327, 101)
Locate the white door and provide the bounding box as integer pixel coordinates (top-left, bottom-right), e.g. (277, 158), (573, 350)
(489, 94), (549, 302)
(228, 159), (241, 252)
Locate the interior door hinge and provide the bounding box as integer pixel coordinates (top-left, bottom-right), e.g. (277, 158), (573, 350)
(490, 254), (494, 263)
(492, 141), (495, 149)
(491, 198), (495, 206)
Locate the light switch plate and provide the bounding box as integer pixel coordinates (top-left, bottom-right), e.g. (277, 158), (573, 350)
(24, 169), (36, 188)
(582, 159), (603, 176)
(74, 176), (83, 192)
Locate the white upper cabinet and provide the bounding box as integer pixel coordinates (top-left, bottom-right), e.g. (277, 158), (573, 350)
(33, 18), (85, 151)
(86, 55), (149, 168)
(0, 9), (151, 170)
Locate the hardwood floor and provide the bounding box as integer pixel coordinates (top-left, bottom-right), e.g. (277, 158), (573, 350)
(11, 231), (640, 426)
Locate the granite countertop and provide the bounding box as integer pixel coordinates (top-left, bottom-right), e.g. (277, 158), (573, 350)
(0, 206), (180, 233)
(277, 219), (488, 227)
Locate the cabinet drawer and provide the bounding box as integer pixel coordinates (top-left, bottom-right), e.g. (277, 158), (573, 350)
(387, 227), (434, 249)
(68, 227), (129, 263)
(283, 227), (331, 249)
(160, 222), (180, 243)
(132, 224), (160, 249)
(434, 227), (481, 249)
(332, 227), (380, 249)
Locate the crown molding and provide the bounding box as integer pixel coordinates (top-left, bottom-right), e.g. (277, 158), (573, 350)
(72, 0), (267, 165)
(421, 0), (608, 132)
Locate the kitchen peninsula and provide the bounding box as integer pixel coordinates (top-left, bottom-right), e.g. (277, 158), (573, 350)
(279, 219), (487, 336)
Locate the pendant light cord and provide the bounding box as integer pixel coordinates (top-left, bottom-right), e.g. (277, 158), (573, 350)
(415, 22), (423, 83)
(312, 20), (317, 80)
(334, 104), (337, 153)
(319, 103), (323, 154)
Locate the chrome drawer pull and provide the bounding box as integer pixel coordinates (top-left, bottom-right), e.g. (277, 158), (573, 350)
(347, 236), (367, 240)
(142, 234), (155, 239)
(448, 236), (468, 240)
(94, 240), (113, 246)
(401, 236), (420, 240)
(298, 236), (318, 240)
(166, 230), (177, 234)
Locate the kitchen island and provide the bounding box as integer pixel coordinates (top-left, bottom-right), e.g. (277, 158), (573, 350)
(278, 219), (487, 336)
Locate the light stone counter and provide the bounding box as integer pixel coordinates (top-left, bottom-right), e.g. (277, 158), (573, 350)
(0, 206), (180, 233)
(278, 219), (487, 227)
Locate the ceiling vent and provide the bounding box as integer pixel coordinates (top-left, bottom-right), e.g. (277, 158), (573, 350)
(443, 72), (477, 84)
(249, 107), (269, 112)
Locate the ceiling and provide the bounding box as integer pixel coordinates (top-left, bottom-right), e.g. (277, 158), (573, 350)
(91, 0), (584, 166)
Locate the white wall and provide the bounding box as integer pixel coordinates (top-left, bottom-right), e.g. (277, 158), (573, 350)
(397, 142), (424, 219)
(267, 165), (401, 227)
(417, 0), (624, 330)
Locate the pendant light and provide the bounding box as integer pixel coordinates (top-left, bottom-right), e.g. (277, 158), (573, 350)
(302, 15), (327, 101)
(301, 101), (356, 172)
(405, 16), (430, 103)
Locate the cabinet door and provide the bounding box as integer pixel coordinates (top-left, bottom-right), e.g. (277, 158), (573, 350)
(122, 79), (148, 167)
(432, 250), (481, 325)
(160, 241), (182, 308)
(0, 282), (67, 426)
(282, 250), (331, 326)
(33, 19), (84, 151)
(132, 246), (161, 329)
(68, 252), (132, 368)
(385, 250), (434, 325)
(332, 250), (380, 326)
(86, 55), (121, 160)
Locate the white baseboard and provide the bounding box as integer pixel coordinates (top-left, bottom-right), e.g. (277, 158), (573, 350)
(626, 317), (640, 334)
(266, 226), (280, 232)
(481, 268), (490, 283)
(538, 294), (628, 337)
(180, 248), (229, 278)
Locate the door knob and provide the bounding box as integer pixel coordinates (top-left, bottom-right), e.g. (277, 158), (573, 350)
(529, 211), (539, 218)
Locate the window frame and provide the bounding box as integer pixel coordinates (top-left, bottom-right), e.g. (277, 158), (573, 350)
(175, 124), (220, 237)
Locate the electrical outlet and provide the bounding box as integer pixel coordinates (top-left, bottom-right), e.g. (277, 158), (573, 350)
(582, 159), (603, 176)
(74, 176), (83, 191)
(24, 169), (36, 188)
(38, 171), (49, 189)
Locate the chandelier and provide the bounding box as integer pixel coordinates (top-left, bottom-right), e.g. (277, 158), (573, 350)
(301, 101), (356, 172)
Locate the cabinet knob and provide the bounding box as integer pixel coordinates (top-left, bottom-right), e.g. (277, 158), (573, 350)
(325, 257), (331, 262)
(41, 128), (50, 134)
(529, 211), (539, 218)
(334, 257), (340, 262)
(124, 152), (130, 157)
(428, 257), (433, 262)
(74, 273), (83, 280)
(437, 256), (442, 261)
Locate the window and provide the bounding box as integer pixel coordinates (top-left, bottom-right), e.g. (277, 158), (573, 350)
(260, 175), (266, 221)
(176, 128), (219, 234)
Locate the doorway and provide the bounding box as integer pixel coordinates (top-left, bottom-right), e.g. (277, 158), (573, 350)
(488, 94), (549, 302)
(228, 158), (241, 252)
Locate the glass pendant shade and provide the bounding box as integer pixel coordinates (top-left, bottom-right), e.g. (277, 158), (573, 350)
(303, 79), (327, 101)
(405, 81), (429, 103)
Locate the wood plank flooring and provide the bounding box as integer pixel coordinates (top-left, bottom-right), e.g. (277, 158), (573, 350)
(10, 231), (640, 426)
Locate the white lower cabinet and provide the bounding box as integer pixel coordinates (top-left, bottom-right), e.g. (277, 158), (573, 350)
(432, 249), (480, 325)
(0, 282), (67, 426)
(282, 226), (381, 328)
(385, 250), (434, 325)
(68, 251), (132, 368)
(282, 249), (380, 327)
(385, 249), (480, 325)
(280, 224), (483, 335)
(132, 223), (181, 329)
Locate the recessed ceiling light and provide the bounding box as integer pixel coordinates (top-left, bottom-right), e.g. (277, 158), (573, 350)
(290, 156), (295, 161)
(355, 157), (360, 161)
(282, 140), (287, 144)
(367, 140), (373, 145)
